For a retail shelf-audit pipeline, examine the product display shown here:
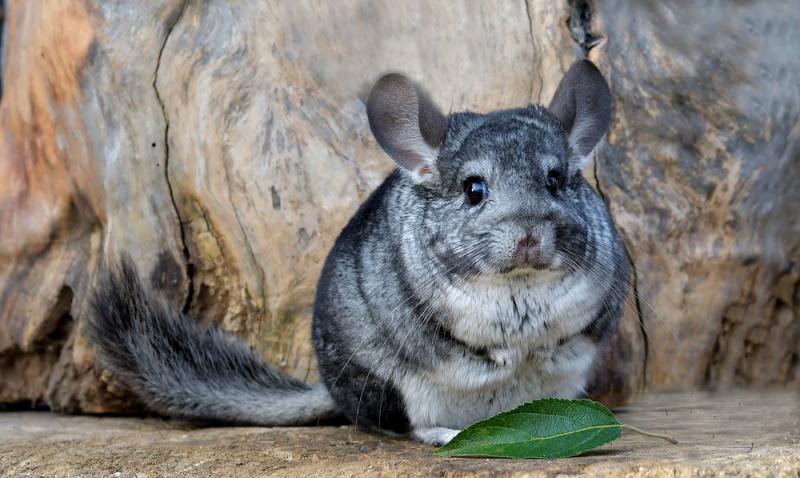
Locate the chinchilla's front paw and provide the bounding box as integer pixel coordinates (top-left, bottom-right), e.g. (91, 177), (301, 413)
(412, 427), (461, 446)
(488, 348), (524, 368)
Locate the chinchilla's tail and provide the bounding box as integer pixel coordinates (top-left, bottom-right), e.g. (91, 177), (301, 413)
(87, 256), (339, 425)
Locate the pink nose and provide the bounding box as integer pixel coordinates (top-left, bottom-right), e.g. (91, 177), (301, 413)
(515, 234), (539, 259)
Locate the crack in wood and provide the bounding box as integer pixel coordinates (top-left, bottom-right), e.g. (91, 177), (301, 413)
(153, 0), (193, 314)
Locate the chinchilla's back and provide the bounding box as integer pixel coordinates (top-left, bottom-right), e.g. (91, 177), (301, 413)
(312, 171), (441, 434)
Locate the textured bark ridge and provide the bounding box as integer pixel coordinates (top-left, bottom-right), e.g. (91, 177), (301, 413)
(0, 0), (796, 414)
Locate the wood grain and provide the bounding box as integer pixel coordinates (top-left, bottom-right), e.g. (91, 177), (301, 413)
(1, 391), (797, 476)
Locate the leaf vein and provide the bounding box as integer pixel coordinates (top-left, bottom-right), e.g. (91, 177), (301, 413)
(450, 424), (620, 448)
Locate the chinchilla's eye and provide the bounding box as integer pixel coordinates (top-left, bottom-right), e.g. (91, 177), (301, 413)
(546, 169), (562, 192)
(463, 177), (488, 205)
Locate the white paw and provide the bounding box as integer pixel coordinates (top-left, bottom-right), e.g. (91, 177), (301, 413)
(411, 427), (462, 446)
(488, 347), (524, 368)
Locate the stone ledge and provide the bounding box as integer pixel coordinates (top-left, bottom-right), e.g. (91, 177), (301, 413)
(1, 391), (798, 477)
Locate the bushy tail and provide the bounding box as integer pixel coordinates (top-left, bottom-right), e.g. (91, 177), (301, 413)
(87, 257), (339, 425)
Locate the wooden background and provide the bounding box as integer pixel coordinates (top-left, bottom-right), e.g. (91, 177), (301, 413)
(0, 0), (797, 413)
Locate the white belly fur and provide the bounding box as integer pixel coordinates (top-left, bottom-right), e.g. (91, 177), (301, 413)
(400, 271), (602, 430)
(443, 271), (601, 349)
(400, 335), (597, 429)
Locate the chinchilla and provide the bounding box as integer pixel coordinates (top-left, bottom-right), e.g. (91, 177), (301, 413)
(88, 59), (630, 446)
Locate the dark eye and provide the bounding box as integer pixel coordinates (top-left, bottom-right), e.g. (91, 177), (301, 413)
(546, 170), (562, 192)
(463, 177), (488, 205)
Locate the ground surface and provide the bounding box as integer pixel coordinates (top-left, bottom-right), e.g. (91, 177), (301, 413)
(0, 391), (797, 477)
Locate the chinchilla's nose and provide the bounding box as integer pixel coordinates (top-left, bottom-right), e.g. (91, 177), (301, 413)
(514, 234), (540, 263)
(516, 234), (538, 252)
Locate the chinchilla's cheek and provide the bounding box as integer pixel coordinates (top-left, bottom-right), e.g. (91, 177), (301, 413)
(537, 226), (558, 259)
(475, 234), (513, 272)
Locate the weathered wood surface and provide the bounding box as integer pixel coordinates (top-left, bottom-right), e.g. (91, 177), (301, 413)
(0, 0), (797, 414)
(592, 1), (800, 390)
(1, 391), (798, 477)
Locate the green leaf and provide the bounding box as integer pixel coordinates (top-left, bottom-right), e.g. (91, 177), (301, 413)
(435, 399), (622, 459)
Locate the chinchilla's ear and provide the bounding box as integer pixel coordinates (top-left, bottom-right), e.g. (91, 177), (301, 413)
(367, 73), (447, 182)
(547, 60), (612, 168)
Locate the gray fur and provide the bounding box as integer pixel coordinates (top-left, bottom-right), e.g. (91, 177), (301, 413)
(87, 258), (338, 425)
(88, 60), (629, 446)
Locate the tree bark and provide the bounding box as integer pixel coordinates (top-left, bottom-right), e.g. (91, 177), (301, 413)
(0, 0), (797, 414)
(592, 0), (800, 390)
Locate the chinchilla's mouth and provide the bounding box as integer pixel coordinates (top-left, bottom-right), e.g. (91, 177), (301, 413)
(500, 255), (554, 274)
(470, 264), (565, 287)
(496, 262), (557, 276)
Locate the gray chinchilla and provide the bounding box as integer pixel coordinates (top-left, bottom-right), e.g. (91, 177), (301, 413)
(88, 59), (630, 446)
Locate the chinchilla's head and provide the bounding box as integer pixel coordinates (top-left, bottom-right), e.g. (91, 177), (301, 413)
(366, 60), (613, 277)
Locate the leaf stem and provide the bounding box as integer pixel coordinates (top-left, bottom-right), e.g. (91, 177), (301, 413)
(621, 424), (678, 444)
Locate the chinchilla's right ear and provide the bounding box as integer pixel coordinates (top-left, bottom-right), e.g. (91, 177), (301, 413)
(367, 73), (447, 183)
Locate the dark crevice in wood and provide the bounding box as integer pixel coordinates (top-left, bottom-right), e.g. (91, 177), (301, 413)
(567, 0), (602, 55)
(627, 252), (649, 389)
(153, 0), (193, 314)
(38, 286), (75, 349)
(0, 400), (50, 411)
(0, 285), (74, 409)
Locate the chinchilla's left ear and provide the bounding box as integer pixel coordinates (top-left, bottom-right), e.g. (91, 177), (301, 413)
(367, 73), (447, 183)
(548, 60), (612, 168)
